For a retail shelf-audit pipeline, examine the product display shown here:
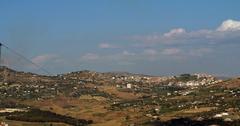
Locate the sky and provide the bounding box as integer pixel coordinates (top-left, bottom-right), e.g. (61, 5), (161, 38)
(0, 0), (240, 76)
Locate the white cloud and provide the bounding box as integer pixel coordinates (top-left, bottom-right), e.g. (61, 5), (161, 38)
(217, 19), (240, 32)
(163, 28), (186, 37)
(99, 43), (118, 49)
(32, 54), (57, 64)
(132, 19), (240, 46)
(82, 19), (239, 64)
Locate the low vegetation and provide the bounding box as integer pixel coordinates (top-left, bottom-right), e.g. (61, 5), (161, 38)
(5, 109), (93, 126)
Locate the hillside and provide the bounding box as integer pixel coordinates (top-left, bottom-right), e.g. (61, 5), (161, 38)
(0, 67), (240, 126)
(214, 78), (240, 88)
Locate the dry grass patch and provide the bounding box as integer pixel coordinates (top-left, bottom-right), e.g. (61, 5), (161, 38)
(98, 86), (139, 100)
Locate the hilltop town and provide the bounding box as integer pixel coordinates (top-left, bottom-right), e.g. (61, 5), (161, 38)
(0, 67), (240, 126)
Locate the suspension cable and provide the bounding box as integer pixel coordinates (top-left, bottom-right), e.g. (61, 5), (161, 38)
(0, 42), (51, 75)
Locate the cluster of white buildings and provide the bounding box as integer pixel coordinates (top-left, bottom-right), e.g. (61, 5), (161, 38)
(175, 78), (222, 87)
(193, 73), (214, 79)
(111, 74), (175, 84)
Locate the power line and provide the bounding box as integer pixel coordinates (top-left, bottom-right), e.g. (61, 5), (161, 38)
(0, 42), (51, 75)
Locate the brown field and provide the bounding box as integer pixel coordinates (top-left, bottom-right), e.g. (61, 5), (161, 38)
(98, 86), (140, 100)
(158, 107), (216, 121)
(21, 96), (140, 125)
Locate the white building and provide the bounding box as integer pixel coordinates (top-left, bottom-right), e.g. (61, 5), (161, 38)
(127, 83), (132, 89)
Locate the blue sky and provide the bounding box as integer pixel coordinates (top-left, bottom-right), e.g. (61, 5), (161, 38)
(0, 0), (240, 76)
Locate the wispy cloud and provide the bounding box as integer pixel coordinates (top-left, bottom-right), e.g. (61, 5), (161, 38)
(72, 19), (239, 75)
(98, 43), (119, 49)
(163, 28), (186, 38)
(132, 19), (240, 46)
(32, 54), (58, 65)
